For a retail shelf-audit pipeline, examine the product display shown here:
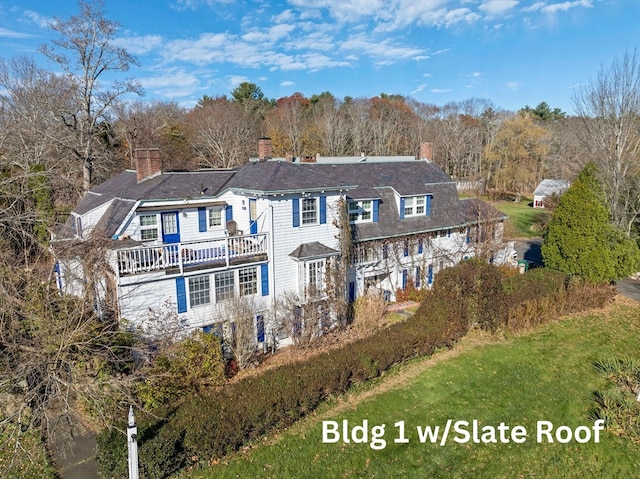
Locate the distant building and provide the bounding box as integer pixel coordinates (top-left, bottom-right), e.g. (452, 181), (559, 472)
(533, 179), (570, 208)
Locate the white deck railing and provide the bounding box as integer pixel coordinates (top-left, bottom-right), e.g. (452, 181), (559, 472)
(116, 233), (268, 276)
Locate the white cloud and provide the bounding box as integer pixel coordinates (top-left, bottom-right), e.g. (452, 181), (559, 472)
(341, 33), (425, 60)
(138, 68), (202, 98)
(523, 0), (592, 13)
(113, 35), (163, 55)
(22, 10), (50, 29)
(280, 80), (295, 86)
(479, 0), (519, 16)
(227, 75), (250, 87)
(411, 83), (427, 94)
(431, 88), (453, 93)
(0, 27), (34, 38)
(541, 0), (592, 14)
(506, 81), (520, 90)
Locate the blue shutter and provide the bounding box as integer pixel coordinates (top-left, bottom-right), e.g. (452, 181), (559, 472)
(418, 239), (423, 254)
(415, 267), (421, 288)
(292, 198), (300, 227)
(402, 269), (408, 290)
(198, 207), (207, 232)
(447, 229), (451, 238)
(428, 264), (434, 284)
(425, 195), (432, 216)
(319, 196), (327, 224)
(383, 244), (388, 259)
(256, 315), (265, 343)
(372, 200), (379, 222)
(225, 205), (233, 222)
(399, 197), (405, 219)
(176, 277), (187, 313)
(403, 239), (409, 257)
(466, 227), (471, 244)
(260, 263), (269, 296)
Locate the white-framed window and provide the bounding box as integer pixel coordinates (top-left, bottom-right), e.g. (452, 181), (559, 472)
(239, 267), (257, 296)
(301, 198), (318, 225)
(208, 208), (223, 228)
(348, 200), (373, 223)
(215, 271), (235, 302)
(189, 275), (210, 307)
(139, 214), (159, 241)
(403, 196), (425, 217)
(306, 260), (325, 298)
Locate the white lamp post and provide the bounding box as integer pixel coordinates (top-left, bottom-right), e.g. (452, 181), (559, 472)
(127, 406), (139, 479)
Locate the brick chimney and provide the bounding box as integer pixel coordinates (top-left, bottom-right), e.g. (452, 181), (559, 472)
(419, 142), (433, 162)
(258, 137), (272, 161)
(134, 148), (162, 183)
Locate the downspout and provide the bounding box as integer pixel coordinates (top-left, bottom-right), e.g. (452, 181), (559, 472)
(269, 203), (277, 353)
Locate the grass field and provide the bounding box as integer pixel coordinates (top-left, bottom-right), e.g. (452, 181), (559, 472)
(494, 197), (547, 239)
(182, 301), (640, 479)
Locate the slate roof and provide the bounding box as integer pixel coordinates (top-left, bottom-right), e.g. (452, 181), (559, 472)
(533, 179), (570, 197)
(58, 169), (235, 240)
(289, 242), (340, 260)
(63, 159), (504, 244)
(225, 160), (453, 197)
(460, 198), (508, 224)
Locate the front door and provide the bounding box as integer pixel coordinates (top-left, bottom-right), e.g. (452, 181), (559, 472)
(161, 212), (180, 243)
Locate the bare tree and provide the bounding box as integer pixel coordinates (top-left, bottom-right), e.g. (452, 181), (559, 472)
(186, 96), (258, 168)
(114, 100), (191, 170)
(572, 49), (640, 235)
(40, 0), (143, 190)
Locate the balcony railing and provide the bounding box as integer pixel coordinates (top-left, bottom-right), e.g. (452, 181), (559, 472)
(116, 233), (268, 276)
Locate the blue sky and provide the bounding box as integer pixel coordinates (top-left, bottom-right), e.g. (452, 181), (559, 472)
(1, 0), (638, 113)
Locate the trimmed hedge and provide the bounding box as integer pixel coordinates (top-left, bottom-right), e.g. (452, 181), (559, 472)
(96, 262), (614, 478)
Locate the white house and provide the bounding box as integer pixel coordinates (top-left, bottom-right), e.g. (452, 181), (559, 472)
(52, 141), (515, 348)
(533, 179), (570, 208)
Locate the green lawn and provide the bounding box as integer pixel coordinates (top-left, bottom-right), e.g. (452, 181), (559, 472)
(495, 198), (547, 238)
(181, 303), (640, 479)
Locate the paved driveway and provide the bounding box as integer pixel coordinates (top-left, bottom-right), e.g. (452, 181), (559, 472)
(514, 238), (543, 266)
(616, 278), (640, 302)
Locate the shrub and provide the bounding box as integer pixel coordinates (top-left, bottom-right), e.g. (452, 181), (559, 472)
(96, 261), (614, 479)
(352, 294), (387, 331)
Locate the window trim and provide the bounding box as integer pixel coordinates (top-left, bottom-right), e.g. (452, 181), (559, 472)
(348, 200), (373, 224)
(189, 274), (211, 308)
(301, 197), (318, 225)
(214, 271), (235, 302)
(403, 196), (426, 217)
(139, 214), (159, 241)
(305, 259), (325, 299)
(208, 207), (224, 229)
(238, 266), (258, 297)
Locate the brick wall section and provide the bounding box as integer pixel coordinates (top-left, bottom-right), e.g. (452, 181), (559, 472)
(258, 138), (272, 160)
(419, 142), (433, 162)
(134, 148), (162, 182)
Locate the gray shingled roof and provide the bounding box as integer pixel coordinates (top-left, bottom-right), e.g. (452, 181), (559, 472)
(225, 160), (453, 197)
(460, 198), (508, 224)
(64, 159), (504, 244)
(533, 179), (570, 197)
(59, 169), (235, 240)
(289, 242), (340, 260)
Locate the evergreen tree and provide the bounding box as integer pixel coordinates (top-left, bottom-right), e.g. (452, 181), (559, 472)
(542, 163), (639, 283)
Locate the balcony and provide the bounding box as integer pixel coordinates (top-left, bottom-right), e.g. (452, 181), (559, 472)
(116, 233), (268, 276)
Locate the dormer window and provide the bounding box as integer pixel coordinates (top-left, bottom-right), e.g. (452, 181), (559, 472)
(348, 200), (372, 223)
(404, 196), (425, 217)
(400, 195), (432, 218)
